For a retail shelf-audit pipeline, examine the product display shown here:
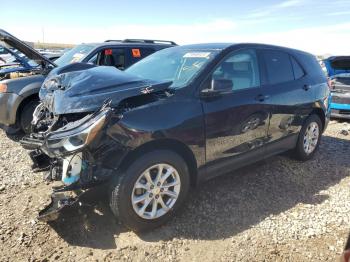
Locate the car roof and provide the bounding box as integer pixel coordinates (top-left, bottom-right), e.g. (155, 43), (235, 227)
(178, 43), (313, 56)
(80, 41), (176, 49)
(178, 43), (233, 50)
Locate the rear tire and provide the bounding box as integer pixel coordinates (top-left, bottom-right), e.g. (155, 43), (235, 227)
(293, 114), (322, 161)
(109, 150), (190, 232)
(20, 99), (39, 134)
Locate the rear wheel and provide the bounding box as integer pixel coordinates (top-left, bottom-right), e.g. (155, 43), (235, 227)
(20, 99), (39, 134)
(109, 150), (190, 231)
(293, 114), (322, 161)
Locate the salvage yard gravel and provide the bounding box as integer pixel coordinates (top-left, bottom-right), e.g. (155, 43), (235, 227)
(0, 120), (350, 261)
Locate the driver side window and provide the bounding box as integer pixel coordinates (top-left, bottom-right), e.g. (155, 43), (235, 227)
(213, 49), (260, 91)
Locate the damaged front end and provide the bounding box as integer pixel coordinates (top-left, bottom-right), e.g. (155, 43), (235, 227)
(21, 105), (116, 221)
(20, 65), (172, 221)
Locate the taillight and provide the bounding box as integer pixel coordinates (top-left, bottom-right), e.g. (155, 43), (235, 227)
(0, 83), (7, 93)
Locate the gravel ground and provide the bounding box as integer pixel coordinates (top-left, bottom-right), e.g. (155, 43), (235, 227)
(0, 120), (350, 261)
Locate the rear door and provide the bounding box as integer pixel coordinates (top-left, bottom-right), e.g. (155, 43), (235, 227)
(258, 49), (314, 152)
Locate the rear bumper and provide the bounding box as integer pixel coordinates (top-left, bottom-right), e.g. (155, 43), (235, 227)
(330, 101), (350, 119)
(331, 109), (350, 119)
(0, 92), (22, 126)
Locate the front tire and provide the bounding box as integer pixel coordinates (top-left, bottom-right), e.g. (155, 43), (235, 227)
(20, 99), (39, 134)
(294, 114), (322, 161)
(109, 150), (190, 231)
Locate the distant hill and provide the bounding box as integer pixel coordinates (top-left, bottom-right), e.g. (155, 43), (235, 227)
(33, 42), (75, 50)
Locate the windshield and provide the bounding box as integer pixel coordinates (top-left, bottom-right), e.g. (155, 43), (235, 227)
(55, 44), (96, 67)
(126, 47), (220, 89)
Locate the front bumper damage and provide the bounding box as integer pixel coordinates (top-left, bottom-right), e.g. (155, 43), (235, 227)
(38, 186), (86, 222)
(21, 105), (116, 221)
(27, 146), (113, 221)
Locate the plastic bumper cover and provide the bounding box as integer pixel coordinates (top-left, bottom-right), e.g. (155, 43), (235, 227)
(38, 188), (86, 222)
(330, 101), (350, 119)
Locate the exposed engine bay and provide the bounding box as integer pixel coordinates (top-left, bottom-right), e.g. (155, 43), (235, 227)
(0, 70), (38, 80)
(0, 38), (53, 81)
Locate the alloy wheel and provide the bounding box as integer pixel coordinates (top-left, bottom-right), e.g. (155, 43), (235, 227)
(303, 121), (320, 154)
(131, 163), (181, 219)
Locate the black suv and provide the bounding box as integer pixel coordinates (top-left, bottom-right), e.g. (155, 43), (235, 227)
(24, 43), (330, 231)
(0, 29), (175, 133)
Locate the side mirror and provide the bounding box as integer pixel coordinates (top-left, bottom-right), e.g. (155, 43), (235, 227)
(200, 79), (233, 97)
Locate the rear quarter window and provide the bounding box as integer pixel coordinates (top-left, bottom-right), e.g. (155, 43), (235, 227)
(127, 47), (156, 68)
(300, 54), (327, 82)
(130, 47), (155, 59)
(262, 50), (294, 85)
(290, 56), (305, 79)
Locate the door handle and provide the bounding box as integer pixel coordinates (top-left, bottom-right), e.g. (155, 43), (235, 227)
(303, 84), (311, 91)
(255, 94), (269, 102)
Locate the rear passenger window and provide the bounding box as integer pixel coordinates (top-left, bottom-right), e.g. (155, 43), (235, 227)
(290, 56), (305, 79)
(262, 50), (294, 84)
(139, 48), (156, 58)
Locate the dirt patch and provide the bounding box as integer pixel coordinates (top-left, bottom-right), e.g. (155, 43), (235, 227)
(0, 120), (350, 261)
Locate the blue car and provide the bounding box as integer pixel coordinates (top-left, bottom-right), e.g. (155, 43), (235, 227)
(323, 56), (350, 119)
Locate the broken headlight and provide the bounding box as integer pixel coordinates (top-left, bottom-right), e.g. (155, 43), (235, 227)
(46, 109), (109, 154)
(43, 77), (61, 91)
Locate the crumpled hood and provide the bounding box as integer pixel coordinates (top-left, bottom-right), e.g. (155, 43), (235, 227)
(39, 65), (171, 115)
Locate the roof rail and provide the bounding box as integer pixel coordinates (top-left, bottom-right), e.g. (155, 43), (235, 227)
(104, 40), (122, 42)
(122, 39), (177, 45)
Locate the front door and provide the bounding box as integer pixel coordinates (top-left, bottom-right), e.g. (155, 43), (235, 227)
(200, 49), (271, 176)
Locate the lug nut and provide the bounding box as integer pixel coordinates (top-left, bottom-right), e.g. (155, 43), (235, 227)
(149, 193), (153, 197)
(160, 188), (164, 192)
(150, 185), (154, 189)
(155, 195), (159, 199)
(157, 182), (161, 186)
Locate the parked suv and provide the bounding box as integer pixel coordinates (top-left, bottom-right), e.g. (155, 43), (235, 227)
(23, 43), (330, 231)
(0, 29), (176, 133)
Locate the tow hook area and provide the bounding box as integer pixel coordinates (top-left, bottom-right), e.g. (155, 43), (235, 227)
(38, 188), (87, 222)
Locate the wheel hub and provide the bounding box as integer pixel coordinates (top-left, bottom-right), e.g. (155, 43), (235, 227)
(152, 187), (161, 195)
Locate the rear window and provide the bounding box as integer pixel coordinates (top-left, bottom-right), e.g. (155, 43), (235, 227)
(262, 50), (294, 85)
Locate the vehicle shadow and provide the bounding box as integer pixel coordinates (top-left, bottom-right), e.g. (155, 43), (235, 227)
(48, 186), (127, 249)
(5, 131), (25, 142)
(48, 135), (350, 249)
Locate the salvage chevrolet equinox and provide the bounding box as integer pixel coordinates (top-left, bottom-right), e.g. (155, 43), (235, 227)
(22, 43), (331, 231)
